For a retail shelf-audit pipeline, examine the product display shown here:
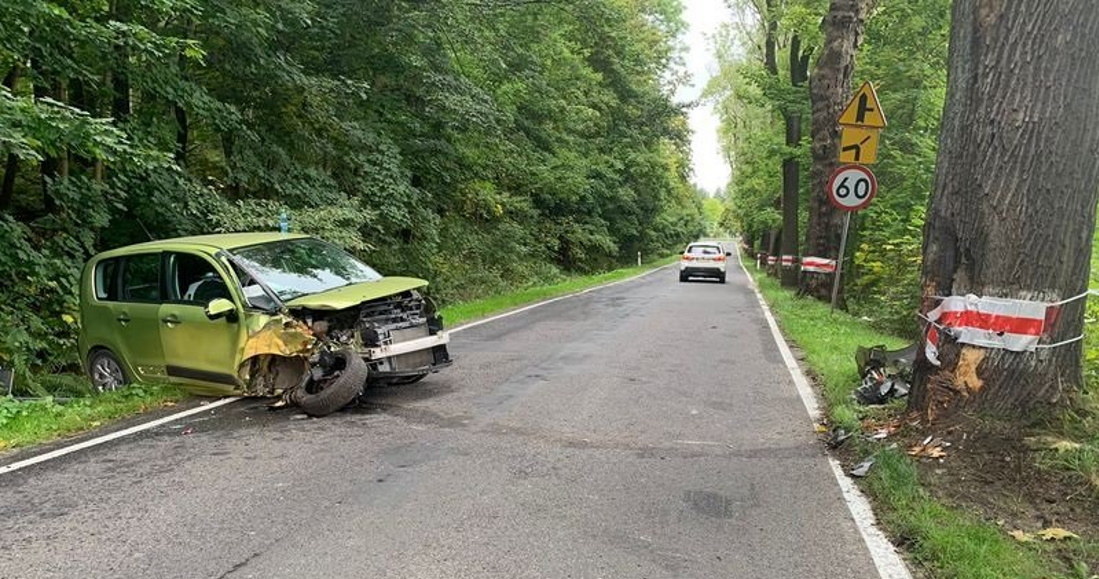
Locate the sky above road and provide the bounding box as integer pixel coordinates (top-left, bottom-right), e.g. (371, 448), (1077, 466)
(677, 0), (735, 195)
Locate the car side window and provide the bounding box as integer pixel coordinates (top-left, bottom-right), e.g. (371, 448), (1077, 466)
(121, 253), (162, 302)
(94, 258), (121, 301)
(166, 252), (232, 305)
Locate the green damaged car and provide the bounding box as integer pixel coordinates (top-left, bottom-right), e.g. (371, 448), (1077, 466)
(78, 233), (452, 416)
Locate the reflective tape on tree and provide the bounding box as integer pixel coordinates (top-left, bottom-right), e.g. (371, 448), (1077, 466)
(826, 164), (878, 212)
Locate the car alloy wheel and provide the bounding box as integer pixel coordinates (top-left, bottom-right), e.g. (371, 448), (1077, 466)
(89, 351), (128, 392)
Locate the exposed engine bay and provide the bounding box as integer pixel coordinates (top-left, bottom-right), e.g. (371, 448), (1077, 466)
(293, 289), (451, 383)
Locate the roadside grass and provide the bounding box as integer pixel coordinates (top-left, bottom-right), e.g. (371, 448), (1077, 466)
(2, 256), (675, 453)
(439, 255), (677, 327)
(748, 267), (1055, 578)
(0, 384), (185, 450)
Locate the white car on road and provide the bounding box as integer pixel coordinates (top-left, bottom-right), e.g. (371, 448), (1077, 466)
(679, 242), (729, 283)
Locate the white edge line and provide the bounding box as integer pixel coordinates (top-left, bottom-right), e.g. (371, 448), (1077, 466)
(0, 396), (242, 476)
(735, 249), (912, 579)
(2, 261), (672, 476)
(450, 263), (674, 334)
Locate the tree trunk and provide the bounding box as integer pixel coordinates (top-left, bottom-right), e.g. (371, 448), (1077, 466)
(762, 0), (780, 277)
(175, 104), (189, 167)
(909, 0), (1099, 420)
(0, 66), (20, 211)
(801, 0), (869, 301)
(780, 35), (811, 288)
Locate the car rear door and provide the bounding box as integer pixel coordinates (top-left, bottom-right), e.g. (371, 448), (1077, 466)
(110, 252), (168, 381)
(158, 251), (246, 393)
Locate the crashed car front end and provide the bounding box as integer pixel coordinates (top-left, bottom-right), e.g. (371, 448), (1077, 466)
(215, 239), (451, 410)
(292, 288), (452, 382)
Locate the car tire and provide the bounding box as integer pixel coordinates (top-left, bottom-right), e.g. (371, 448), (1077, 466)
(679, 272), (688, 282)
(719, 274), (727, 284)
(289, 349), (367, 417)
(87, 349), (130, 392)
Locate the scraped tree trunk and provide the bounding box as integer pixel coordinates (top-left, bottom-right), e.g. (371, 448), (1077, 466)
(909, 0), (1099, 419)
(801, 0), (869, 301)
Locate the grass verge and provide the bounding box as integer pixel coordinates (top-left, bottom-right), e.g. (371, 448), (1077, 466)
(439, 256), (676, 327)
(749, 267), (1057, 578)
(2, 257), (674, 453)
(0, 384), (185, 451)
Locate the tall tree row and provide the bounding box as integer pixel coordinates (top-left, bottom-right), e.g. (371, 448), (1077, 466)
(710, 0), (950, 332)
(0, 0), (706, 385)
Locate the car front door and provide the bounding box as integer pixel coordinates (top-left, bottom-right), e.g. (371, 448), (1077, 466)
(110, 252), (168, 382)
(158, 251), (246, 394)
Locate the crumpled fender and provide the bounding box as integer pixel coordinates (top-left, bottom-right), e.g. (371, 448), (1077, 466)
(235, 315), (316, 396)
(241, 315), (316, 360)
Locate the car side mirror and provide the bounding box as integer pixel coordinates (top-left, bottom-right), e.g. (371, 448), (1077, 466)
(205, 298), (238, 322)
(725, 251), (733, 257)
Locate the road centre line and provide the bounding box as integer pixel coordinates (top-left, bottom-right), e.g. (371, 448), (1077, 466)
(1, 262), (672, 476)
(734, 249), (912, 579)
(0, 396), (242, 476)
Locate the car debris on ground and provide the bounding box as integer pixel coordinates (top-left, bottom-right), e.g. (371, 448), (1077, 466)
(853, 343), (916, 405)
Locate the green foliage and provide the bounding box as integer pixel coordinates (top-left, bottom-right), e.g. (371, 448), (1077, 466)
(0, 0), (705, 392)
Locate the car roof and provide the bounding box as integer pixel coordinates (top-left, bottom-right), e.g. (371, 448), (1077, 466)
(92, 232), (311, 259)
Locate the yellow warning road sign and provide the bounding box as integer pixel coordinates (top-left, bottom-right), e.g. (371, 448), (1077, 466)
(838, 127), (880, 164)
(838, 82), (887, 128)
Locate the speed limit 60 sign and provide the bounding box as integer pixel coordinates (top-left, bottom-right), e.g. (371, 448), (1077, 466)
(826, 164), (878, 211)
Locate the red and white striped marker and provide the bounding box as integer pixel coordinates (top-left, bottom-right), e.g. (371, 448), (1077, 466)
(926, 295), (1048, 353)
(766, 256), (777, 266)
(780, 255), (797, 267)
(801, 256), (837, 274)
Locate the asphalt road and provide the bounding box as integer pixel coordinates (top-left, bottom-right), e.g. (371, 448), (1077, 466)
(0, 264), (884, 579)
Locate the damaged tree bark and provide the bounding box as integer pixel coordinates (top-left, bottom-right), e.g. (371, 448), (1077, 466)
(910, 0), (1099, 419)
(801, 0), (870, 302)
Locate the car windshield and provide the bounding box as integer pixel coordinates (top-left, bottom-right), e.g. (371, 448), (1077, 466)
(687, 245), (722, 255)
(231, 238), (382, 301)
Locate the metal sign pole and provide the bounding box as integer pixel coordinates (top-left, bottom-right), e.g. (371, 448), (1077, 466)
(830, 212), (853, 312)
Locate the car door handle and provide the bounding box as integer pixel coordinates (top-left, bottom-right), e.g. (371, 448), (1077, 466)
(116, 314), (131, 324)
(161, 314), (181, 326)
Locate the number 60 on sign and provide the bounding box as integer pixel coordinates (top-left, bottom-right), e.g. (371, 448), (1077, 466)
(826, 164), (878, 212)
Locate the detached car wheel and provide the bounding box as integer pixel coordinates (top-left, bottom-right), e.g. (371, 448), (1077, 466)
(88, 349), (130, 392)
(289, 349), (368, 417)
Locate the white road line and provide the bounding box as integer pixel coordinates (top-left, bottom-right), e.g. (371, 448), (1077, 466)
(0, 397), (241, 476)
(734, 249), (912, 579)
(450, 263), (673, 334)
(2, 262), (671, 476)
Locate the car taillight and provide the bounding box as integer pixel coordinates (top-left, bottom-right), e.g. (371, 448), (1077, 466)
(682, 254), (693, 261)
(714, 255), (726, 262)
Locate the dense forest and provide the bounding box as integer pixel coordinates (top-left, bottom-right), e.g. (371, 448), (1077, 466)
(708, 0), (950, 336)
(0, 0), (707, 387)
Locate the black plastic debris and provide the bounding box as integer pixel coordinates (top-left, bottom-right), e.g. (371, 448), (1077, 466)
(853, 343), (916, 405)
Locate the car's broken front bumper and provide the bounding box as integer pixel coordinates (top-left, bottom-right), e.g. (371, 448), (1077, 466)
(360, 330), (452, 377)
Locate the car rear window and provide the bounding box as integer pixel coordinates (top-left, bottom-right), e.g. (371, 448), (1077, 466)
(687, 245), (722, 256)
(94, 258), (121, 301)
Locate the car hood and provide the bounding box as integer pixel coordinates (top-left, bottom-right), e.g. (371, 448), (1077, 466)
(283, 276), (428, 310)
